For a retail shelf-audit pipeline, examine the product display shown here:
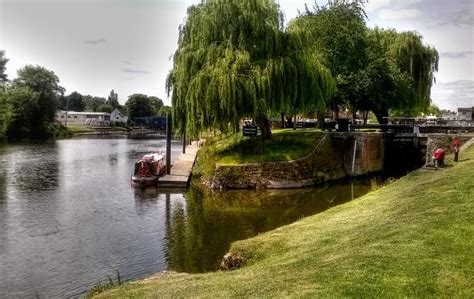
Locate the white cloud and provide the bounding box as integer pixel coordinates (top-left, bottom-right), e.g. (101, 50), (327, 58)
(364, 0), (392, 13)
(378, 8), (421, 20)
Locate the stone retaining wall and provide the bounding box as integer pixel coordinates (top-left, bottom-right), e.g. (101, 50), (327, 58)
(211, 133), (384, 189)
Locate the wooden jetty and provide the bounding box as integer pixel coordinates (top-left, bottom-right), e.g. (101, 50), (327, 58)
(158, 141), (200, 188)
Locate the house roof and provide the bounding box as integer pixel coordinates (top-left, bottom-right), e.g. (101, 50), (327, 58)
(111, 108), (127, 117)
(58, 111), (110, 116)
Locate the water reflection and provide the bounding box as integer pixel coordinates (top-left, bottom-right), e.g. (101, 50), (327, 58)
(134, 177), (382, 273)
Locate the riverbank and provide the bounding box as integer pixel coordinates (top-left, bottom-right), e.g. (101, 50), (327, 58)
(95, 143), (474, 297)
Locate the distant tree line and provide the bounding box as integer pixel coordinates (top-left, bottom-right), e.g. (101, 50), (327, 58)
(0, 50), (170, 140)
(167, 0), (439, 139)
(57, 90), (170, 119)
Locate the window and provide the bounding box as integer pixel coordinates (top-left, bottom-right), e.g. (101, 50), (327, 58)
(74, 116), (77, 119)
(61, 116), (64, 118)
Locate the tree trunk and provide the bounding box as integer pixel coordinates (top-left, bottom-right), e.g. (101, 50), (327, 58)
(256, 115), (272, 140)
(293, 113), (297, 130)
(317, 111), (324, 130)
(280, 112), (285, 128)
(373, 108), (389, 124)
(330, 99), (339, 122)
(334, 107), (339, 122)
(352, 111), (357, 124)
(363, 111), (368, 124)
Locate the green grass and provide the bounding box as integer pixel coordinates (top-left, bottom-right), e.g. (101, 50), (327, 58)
(67, 125), (95, 134)
(193, 129), (324, 180)
(67, 125), (129, 134)
(95, 142), (474, 298)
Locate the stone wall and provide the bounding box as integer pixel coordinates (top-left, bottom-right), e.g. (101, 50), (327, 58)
(211, 133), (384, 189)
(331, 133), (384, 176)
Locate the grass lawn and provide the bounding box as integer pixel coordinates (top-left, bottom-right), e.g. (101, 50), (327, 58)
(193, 129), (324, 179)
(66, 125), (96, 134)
(67, 125), (129, 134)
(94, 142), (474, 298)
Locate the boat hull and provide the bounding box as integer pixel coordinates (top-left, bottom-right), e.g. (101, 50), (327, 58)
(131, 175), (158, 188)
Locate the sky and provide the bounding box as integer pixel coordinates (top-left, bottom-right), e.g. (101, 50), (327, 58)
(0, 0), (473, 111)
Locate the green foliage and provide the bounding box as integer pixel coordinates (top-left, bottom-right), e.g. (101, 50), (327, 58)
(6, 65), (65, 139)
(148, 96), (164, 114)
(59, 91), (85, 111)
(373, 28), (439, 113)
(83, 96), (107, 112)
(156, 105), (172, 117)
(6, 86), (41, 138)
(424, 103), (442, 117)
(13, 65), (63, 122)
(369, 28), (439, 119)
(125, 94), (154, 120)
(289, 5), (438, 122)
(167, 0), (335, 138)
(289, 2), (368, 118)
(0, 50), (8, 85)
(0, 89), (9, 139)
(107, 89), (120, 110)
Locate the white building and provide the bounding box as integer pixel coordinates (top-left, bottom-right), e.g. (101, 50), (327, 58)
(56, 111), (111, 127)
(110, 108), (128, 123)
(457, 107), (473, 121)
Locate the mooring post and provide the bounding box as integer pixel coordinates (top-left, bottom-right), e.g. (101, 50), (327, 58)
(182, 127), (186, 154)
(166, 112), (172, 175)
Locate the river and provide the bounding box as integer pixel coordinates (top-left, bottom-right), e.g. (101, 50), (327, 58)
(0, 138), (382, 298)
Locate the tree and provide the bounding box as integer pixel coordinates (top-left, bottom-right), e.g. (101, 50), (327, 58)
(365, 28), (438, 123)
(157, 105), (172, 117)
(125, 94), (154, 120)
(0, 89), (9, 139)
(83, 95), (106, 112)
(289, 2), (368, 121)
(167, 0), (335, 139)
(60, 91), (84, 111)
(13, 65), (64, 121)
(6, 86), (41, 138)
(0, 52), (9, 139)
(0, 50), (8, 86)
(107, 89), (120, 110)
(149, 96), (164, 114)
(424, 104), (441, 117)
(8, 65), (64, 138)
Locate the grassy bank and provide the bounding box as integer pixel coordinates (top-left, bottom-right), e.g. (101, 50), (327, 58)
(96, 144), (474, 298)
(193, 129), (324, 179)
(67, 125), (129, 135)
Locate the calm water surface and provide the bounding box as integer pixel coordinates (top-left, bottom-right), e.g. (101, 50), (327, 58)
(0, 138), (382, 298)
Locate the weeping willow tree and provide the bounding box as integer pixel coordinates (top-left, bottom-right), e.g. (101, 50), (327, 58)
(368, 28), (439, 123)
(166, 0), (335, 139)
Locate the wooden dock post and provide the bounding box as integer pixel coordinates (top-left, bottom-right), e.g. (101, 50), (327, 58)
(166, 112), (172, 175)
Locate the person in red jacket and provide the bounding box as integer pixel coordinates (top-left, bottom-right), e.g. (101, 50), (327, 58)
(452, 138), (461, 162)
(433, 148), (446, 168)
